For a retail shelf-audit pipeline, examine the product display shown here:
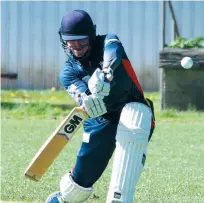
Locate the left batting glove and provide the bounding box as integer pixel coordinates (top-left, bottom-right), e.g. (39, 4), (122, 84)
(82, 94), (107, 118)
(88, 68), (111, 98)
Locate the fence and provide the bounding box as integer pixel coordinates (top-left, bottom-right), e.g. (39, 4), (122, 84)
(1, 1), (204, 90)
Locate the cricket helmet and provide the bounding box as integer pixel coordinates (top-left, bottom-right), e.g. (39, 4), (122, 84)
(59, 10), (96, 41)
(58, 10), (96, 58)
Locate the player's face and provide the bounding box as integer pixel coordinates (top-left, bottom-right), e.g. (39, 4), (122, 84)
(66, 38), (89, 58)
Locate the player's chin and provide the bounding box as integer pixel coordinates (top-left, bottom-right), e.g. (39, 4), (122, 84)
(73, 49), (88, 58)
(74, 52), (85, 58)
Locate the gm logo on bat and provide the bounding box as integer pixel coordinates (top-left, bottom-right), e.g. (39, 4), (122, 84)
(64, 115), (83, 134)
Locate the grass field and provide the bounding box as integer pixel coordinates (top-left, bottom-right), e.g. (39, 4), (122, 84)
(1, 90), (204, 203)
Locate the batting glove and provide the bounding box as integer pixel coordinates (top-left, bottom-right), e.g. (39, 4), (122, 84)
(82, 93), (107, 118)
(102, 66), (114, 81)
(88, 68), (111, 98)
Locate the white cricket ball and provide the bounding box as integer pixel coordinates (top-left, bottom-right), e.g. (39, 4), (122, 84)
(181, 57), (193, 69)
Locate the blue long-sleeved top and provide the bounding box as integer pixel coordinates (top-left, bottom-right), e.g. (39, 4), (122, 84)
(60, 34), (145, 117)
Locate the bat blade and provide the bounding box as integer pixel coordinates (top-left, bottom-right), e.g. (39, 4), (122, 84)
(24, 107), (88, 181)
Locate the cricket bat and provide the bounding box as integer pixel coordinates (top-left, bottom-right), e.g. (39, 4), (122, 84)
(24, 107), (88, 181)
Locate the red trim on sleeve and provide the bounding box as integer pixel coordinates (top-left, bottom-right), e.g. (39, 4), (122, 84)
(151, 120), (155, 128)
(122, 58), (143, 95)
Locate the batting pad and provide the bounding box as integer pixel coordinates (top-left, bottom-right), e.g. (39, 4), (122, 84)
(106, 102), (152, 203)
(60, 172), (92, 203)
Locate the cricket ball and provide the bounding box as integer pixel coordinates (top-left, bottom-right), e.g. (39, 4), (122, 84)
(181, 57), (193, 69)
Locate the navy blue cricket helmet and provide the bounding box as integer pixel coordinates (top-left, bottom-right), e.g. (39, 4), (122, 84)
(59, 10), (96, 42)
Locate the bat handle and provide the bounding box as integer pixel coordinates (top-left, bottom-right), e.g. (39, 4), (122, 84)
(75, 106), (88, 118)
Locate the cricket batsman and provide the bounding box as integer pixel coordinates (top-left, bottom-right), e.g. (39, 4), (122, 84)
(46, 10), (155, 203)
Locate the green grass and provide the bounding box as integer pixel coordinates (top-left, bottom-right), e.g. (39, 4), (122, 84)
(1, 89), (70, 104)
(1, 90), (204, 202)
(1, 90), (204, 121)
(1, 90), (76, 118)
